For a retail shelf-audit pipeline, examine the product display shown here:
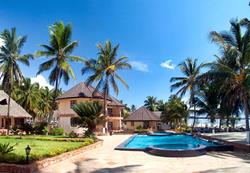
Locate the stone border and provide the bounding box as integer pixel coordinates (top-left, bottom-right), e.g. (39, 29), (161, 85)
(0, 140), (103, 173)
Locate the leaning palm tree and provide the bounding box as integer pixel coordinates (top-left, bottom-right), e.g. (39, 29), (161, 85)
(82, 40), (131, 119)
(0, 28), (32, 134)
(36, 21), (83, 112)
(207, 18), (250, 134)
(170, 58), (204, 130)
(144, 96), (158, 111)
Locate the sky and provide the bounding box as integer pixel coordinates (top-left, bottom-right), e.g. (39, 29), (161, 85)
(0, 0), (249, 108)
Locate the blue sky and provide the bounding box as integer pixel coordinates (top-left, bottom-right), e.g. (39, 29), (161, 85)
(0, 0), (249, 108)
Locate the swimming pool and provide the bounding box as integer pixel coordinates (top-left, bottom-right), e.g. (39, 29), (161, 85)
(115, 134), (233, 157)
(125, 134), (218, 149)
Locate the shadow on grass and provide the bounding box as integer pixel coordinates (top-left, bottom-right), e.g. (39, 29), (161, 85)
(207, 151), (250, 163)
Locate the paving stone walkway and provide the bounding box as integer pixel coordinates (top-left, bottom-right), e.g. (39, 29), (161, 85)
(38, 135), (250, 173)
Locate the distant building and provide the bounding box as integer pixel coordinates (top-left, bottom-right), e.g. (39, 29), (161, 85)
(54, 82), (125, 133)
(124, 106), (162, 131)
(0, 90), (32, 128)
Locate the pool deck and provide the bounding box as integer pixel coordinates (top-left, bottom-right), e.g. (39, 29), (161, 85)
(201, 132), (250, 152)
(38, 134), (250, 173)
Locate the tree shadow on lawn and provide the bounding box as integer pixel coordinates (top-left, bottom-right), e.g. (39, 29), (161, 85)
(207, 151), (250, 164)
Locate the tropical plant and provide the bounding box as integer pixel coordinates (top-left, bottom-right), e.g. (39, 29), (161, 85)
(206, 18), (250, 131)
(120, 100), (131, 119)
(50, 127), (64, 136)
(82, 40), (131, 118)
(36, 87), (54, 120)
(0, 143), (16, 155)
(170, 58), (204, 130)
(13, 78), (41, 117)
(194, 84), (220, 124)
(0, 28), (32, 134)
(161, 95), (188, 129)
(36, 21), (83, 112)
(131, 104), (136, 112)
(157, 99), (167, 112)
(144, 96), (158, 111)
(72, 102), (105, 136)
(12, 78), (56, 120)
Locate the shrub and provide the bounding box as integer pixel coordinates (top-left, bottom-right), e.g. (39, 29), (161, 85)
(33, 122), (48, 135)
(136, 125), (143, 130)
(68, 131), (78, 138)
(50, 127), (64, 136)
(42, 127), (49, 135)
(0, 143), (16, 155)
(19, 123), (33, 134)
(134, 125), (149, 134)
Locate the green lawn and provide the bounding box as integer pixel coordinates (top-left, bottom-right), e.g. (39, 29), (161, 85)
(0, 136), (94, 164)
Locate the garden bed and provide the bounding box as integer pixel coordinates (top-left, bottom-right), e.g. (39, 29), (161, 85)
(0, 136), (96, 164)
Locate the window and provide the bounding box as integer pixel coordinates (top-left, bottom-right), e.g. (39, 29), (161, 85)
(14, 118), (24, 127)
(70, 117), (81, 127)
(107, 108), (113, 115)
(70, 100), (77, 108)
(131, 122), (134, 127)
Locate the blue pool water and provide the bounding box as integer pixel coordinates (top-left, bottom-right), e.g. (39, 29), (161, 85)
(125, 134), (219, 150)
(150, 131), (174, 135)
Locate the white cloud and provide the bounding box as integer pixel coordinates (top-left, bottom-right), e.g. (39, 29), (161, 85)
(30, 75), (53, 89)
(129, 61), (149, 72)
(160, 59), (175, 70)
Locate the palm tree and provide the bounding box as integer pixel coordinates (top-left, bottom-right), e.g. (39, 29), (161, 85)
(208, 18), (250, 134)
(72, 102), (105, 136)
(37, 87), (54, 121)
(157, 100), (166, 112)
(195, 84), (220, 124)
(0, 28), (32, 134)
(170, 58), (204, 130)
(36, 21), (83, 112)
(82, 40), (131, 121)
(131, 104), (136, 112)
(144, 96), (158, 111)
(13, 78), (41, 118)
(161, 95), (188, 129)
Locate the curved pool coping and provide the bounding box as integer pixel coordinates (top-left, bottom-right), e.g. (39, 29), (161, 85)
(145, 144), (207, 157)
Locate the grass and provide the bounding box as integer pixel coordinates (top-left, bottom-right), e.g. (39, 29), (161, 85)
(0, 136), (95, 164)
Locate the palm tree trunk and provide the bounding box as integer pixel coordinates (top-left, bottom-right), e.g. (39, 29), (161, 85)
(219, 118), (222, 129)
(191, 105), (196, 131)
(243, 96), (250, 143)
(243, 97), (250, 131)
(53, 77), (59, 111)
(103, 89), (108, 132)
(190, 90), (196, 132)
(6, 95), (11, 135)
